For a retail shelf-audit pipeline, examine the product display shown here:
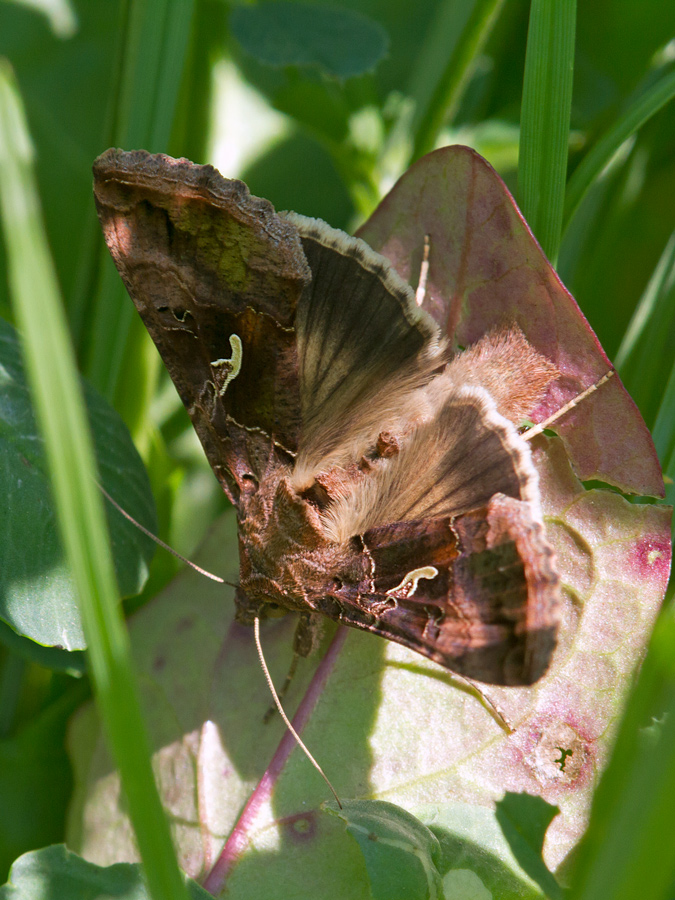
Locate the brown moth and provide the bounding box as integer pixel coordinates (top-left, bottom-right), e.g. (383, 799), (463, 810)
(93, 149), (560, 687)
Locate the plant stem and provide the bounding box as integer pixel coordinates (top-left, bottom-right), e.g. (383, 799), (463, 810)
(203, 626), (349, 895)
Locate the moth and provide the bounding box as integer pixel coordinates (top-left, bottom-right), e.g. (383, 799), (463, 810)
(93, 149), (560, 687)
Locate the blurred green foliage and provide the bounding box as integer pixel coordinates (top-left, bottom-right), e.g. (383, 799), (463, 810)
(0, 0), (674, 897)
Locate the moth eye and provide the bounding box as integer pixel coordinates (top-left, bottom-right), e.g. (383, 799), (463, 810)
(265, 602), (287, 618)
(332, 577), (343, 590)
(242, 473), (258, 487)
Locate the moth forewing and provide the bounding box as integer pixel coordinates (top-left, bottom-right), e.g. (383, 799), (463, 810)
(93, 148), (561, 688)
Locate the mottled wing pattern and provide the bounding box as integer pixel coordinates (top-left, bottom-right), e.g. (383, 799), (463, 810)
(93, 149), (310, 504)
(318, 495), (558, 685)
(94, 149), (560, 685)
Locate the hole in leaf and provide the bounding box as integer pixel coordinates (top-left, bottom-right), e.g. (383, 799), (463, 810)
(554, 746), (574, 771)
(581, 478), (657, 504)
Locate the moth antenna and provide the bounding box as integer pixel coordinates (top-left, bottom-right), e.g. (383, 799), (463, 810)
(415, 234), (431, 307)
(522, 369), (615, 441)
(253, 617), (342, 809)
(263, 650), (300, 724)
(97, 482), (228, 585)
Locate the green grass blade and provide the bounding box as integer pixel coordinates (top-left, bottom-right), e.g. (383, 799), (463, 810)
(564, 67), (675, 231)
(652, 363), (675, 534)
(653, 363), (675, 465)
(407, 0), (505, 163)
(0, 61), (189, 900)
(518, 0), (576, 266)
(86, 0), (195, 409)
(569, 610), (675, 899)
(114, 0), (195, 152)
(614, 231), (675, 429)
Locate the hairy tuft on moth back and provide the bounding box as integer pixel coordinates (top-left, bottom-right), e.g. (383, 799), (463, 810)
(446, 327), (559, 423)
(93, 148), (562, 687)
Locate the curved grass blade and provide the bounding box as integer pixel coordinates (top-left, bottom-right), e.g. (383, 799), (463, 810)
(564, 67), (675, 231)
(615, 231), (675, 429)
(0, 61), (189, 900)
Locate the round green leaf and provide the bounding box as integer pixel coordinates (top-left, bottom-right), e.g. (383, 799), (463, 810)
(323, 799), (444, 900)
(0, 318), (156, 651)
(413, 802), (551, 900)
(0, 845), (211, 900)
(230, 1), (389, 80)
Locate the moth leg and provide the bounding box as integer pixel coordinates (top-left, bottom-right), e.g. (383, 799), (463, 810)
(293, 611), (327, 657)
(414, 234), (431, 307)
(263, 613), (325, 723)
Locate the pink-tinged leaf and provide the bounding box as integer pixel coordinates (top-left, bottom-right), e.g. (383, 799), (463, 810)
(68, 149), (672, 896)
(67, 437), (670, 890)
(426, 434), (672, 869)
(357, 145), (664, 497)
(66, 515), (380, 897)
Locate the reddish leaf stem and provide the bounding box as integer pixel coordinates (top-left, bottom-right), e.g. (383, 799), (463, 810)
(202, 625), (349, 895)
